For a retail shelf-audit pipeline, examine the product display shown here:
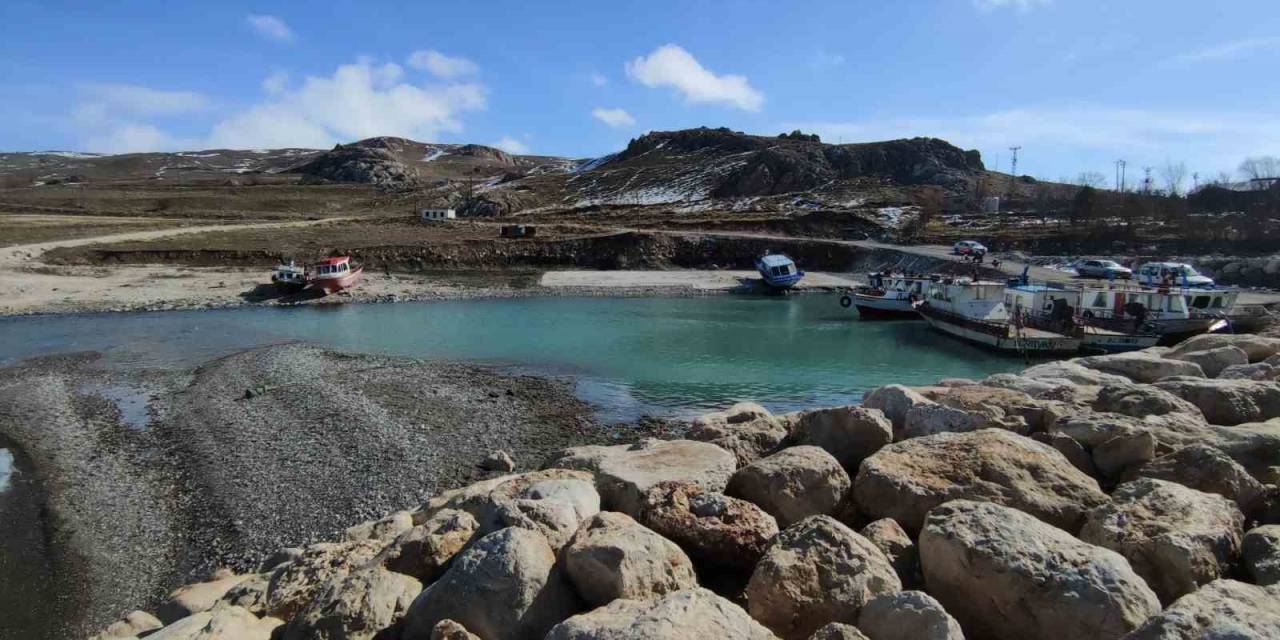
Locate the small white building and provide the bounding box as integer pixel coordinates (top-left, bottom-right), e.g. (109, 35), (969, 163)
(420, 208), (456, 222)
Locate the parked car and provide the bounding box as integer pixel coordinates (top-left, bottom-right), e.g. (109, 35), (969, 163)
(1136, 262), (1215, 288)
(953, 240), (987, 256)
(1075, 259), (1133, 279)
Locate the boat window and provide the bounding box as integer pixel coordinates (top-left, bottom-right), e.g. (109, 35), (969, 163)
(1167, 296), (1185, 312)
(1211, 296), (1223, 308)
(1091, 292), (1107, 307)
(1190, 295), (1210, 309)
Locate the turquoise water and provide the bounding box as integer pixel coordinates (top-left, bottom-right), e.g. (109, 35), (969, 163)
(0, 295), (1026, 420)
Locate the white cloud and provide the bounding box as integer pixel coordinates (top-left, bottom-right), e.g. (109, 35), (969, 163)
(85, 123), (195, 155)
(206, 58), (486, 149)
(493, 136), (530, 154)
(591, 107), (636, 128)
(590, 72), (608, 87)
(974, 0), (1050, 11)
(407, 50), (479, 79)
(246, 14), (294, 42)
(262, 71), (289, 95)
(812, 51), (846, 68)
(625, 44), (764, 111)
(73, 83), (209, 123)
(1169, 37), (1280, 64)
(785, 105), (1280, 177)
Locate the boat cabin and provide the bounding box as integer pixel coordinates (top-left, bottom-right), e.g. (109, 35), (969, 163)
(311, 256), (355, 277)
(925, 279), (1010, 323)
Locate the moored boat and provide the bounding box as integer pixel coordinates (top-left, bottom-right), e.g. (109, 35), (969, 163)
(307, 255), (363, 294)
(270, 261), (307, 293)
(916, 278), (1082, 355)
(1003, 283), (1159, 353)
(755, 253), (804, 289)
(841, 272), (932, 319)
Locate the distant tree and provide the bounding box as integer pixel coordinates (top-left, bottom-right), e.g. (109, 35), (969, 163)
(778, 130), (821, 142)
(1160, 161), (1188, 197)
(910, 187), (945, 241)
(1239, 156), (1280, 187)
(1070, 185), (1097, 226)
(1075, 172), (1108, 189)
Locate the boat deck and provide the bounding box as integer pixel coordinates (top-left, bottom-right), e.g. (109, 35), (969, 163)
(1015, 327), (1069, 339)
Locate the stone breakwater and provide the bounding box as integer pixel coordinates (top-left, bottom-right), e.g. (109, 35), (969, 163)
(93, 333), (1280, 640)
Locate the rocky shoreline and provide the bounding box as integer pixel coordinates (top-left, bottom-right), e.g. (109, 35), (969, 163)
(82, 333), (1280, 639)
(0, 345), (679, 640)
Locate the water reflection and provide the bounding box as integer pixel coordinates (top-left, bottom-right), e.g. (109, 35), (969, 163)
(0, 448), (12, 492)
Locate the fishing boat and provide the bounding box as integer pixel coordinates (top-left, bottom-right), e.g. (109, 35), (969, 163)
(755, 253), (804, 289)
(841, 272), (932, 318)
(1074, 283), (1236, 341)
(307, 255), (363, 294)
(270, 261), (307, 293)
(1004, 283), (1160, 353)
(915, 278), (1082, 355)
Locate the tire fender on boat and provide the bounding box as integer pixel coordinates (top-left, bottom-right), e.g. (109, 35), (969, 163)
(839, 295), (853, 308)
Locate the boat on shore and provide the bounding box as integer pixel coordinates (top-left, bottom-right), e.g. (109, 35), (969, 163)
(270, 261), (307, 293)
(755, 253), (804, 289)
(842, 272), (933, 319)
(915, 278), (1083, 355)
(307, 255), (363, 294)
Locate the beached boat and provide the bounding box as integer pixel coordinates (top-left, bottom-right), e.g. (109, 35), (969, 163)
(270, 261), (307, 293)
(841, 272), (932, 318)
(755, 253), (804, 289)
(307, 255), (363, 294)
(916, 279), (1082, 355)
(1004, 283), (1159, 353)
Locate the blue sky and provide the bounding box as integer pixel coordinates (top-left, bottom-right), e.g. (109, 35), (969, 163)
(2, 0), (1277, 182)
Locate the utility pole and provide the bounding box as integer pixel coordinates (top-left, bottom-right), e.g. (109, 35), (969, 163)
(1009, 146), (1021, 178)
(1142, 167), (1154, 194)
(1115, 159), (1126, 192)
(1192, 172), (1200, 191)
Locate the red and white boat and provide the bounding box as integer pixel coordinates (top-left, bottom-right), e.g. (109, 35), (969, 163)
(307, 255), (363, 294)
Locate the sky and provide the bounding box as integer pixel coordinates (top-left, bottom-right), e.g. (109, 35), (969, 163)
(1, 0), (1278, 182)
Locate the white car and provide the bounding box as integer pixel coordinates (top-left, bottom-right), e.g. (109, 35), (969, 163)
(1136, 262), (1215, 288)
(953, 240), (987, 256)
(1075, 259), (1133, 279)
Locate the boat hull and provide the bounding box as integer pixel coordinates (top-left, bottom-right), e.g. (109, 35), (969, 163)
(918, 306), (1082, 355)
(757, 270), (804, 289)
(309, 266), (363, 294)
(1080, 332), (1161, 353)
(852, 295), (919, 319)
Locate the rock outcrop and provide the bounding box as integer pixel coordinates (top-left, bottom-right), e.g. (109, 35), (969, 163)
(377, 509), (478, 582)
(547, 439), (737, 516)
(1154, 378), (1280, 425)
(545, 588), (779, 639)
(919, 500), (1160, 640)
(1076, 351), (1206, 383)
(854, 429), (1108, 533)
(790, 405), (893, 471)
(282, 568), (421, 640)
(689, 402), (788, 466)
(856, 590), (964, 640)
(561, 511), (697, 606)
(1123, 444), (1265, 513)
(727, 446), (852, 528)
(1242, 525), (1280, 586)
(1168, 346), (1250, 378)
(637, 481), (779, 571)
(1124, 579), (1280, 639)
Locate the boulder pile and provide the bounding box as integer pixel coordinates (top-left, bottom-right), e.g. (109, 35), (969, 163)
(95, 336), (1280, 640)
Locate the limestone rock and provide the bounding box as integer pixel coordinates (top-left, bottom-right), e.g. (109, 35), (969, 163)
(1168, 334), (1280, 363)
(809, 623), (869, 640)
(99, 610), (163, 639)
(1124, 444), (1265, 513)
(856, 591), (964, 640)
(919, 500), (1160, 640)
(1219, 361), (1280, 381)
(1045, 432), (1097, 476)
(1169, 346), (1251, 378)
(418, 469), (596, 535)
(745, 515), (901, 640)
(1092, 384), (1201, 417)
(157, 571), (253, 624)
(402, 527), (580, 640)
(1092, 429), (1156, 477)
(858, 519), (918, 587)
(344, 511), (414, 543)
(1154, 378), (1280, 425)
(918, 384), (1063, 432)
(900, 403), (991, 439)
(638, 480), (779, 571)
(146, 606), (284, 640)
(861, 384), (934, 438)
(549, 439), (737, 516)
(1124, 579), (1280, 639)
(1048, 411), (1213, 456)
(429, 619), (480, 640)
(562, 511), (697, 606)
(1210, 418), (1280, 480)
(1020, 360), (1132, 386)
(282, 567), (421, 640)
(264, 540), (383, 622)
(479, 450), (516, 472)
(727, 446), (851, 528)
(1075, 351), (1205, 383)
(219, 574), (269, 616)
(690, 402), (789, 466)
(1242, 525), (1280, 586)
(1080, 478), (1244, 603)
(378, 509), (478, 582)
(791, 405), (893, 471)
(854, 429), (1108, 533)
(545, 588), (779, 639)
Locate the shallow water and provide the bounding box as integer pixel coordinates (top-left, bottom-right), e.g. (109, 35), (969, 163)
(1, 295), (1027, 421)
(0, 448), (11, 492)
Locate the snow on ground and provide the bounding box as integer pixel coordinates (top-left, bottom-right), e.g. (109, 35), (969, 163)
(876, 206), (916, 229)
(422, 149), (448, 162)
(573, 154), (616, 173)
(34, 151), (103, 159)
(177, 152), (221, 158)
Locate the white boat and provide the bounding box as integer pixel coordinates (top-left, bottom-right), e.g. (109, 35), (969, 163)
(841, 272), (933, 319)
(271, 261), (307, 293)
(1075, 283), (1233, 339)
(916, 279), (1082, 355)
(1003, 284), (1160, 353)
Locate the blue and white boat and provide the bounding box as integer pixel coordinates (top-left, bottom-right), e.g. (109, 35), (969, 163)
(755, 253), (805, 289)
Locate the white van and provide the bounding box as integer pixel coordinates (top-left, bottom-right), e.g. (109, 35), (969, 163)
(1136, 262), (1215, 288)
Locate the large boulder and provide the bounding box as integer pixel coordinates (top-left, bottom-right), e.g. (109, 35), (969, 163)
(146, 606), (284, 640)
(1091, 384), (1201, 417)
(1124, 579), (1280, 639)
(263, 541), (382, 621)
(1219, 361), (1280, 381)
(416, 469), (600, 548)
(810, 623), (869, 639)
(689, 402), (789, 466)
(1075, 351), (1205, 383)
(919, 500), (1160, 640)
(637, 481), (779, 571)
(856, 591), (964, 640)
(900, 404), (994, 439)
(745, 515), (901, 640)
(1123, 444), (1266, 513)
(429, 620), (480, 640)
(1020, 360), (1131, 386)
(1091, 428), (1156, 478)
(1080, 478), (1243, 604)
(544, 588), (779, 639)
(727, 446), (851, 528)
(858, 519), (918, 587)
(561, 511), (697, 606)
(854, 429), (1108, 533)
(1210, 418), (1280, 481)
(1048, 411), (1213, 456)
(282, 567), (421, 640)
(790, 406), (893, 471)
(378, 509), (479, 582)
(97, 611), (164, 639)
(1242, 525), (1280, 586)
(157, 570), (253, 624)
(402, 527), (581, 640)
(343, 511), (414, 543)
(1168, 346), (1250, 378)
(1167, 334), (1280, 363)
(547, 440), (737, 516)
(1154, 378), (1280, 425)
(860, 384), (934, 438)
(918, 384), (1064, 432)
